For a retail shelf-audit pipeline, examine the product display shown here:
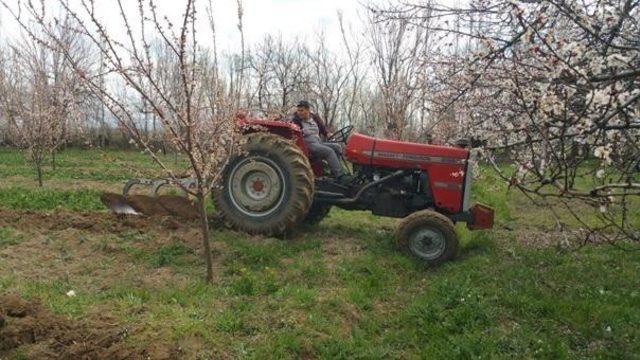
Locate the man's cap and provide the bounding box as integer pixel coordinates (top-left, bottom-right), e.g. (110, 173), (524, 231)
(296, 100), (311, 108)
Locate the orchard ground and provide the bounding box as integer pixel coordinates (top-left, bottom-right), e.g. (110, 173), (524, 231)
(0, 148), (638, 359)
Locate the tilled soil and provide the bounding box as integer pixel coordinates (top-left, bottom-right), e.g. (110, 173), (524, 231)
(0, 208), (213, 357)
(0, 294), (177, 359)
(127, 194), (173, 216)
(0, 207), (199, 235)
(0, 208), (149, 233)
(0, 208), (209, 281)
(155, 195), (200, 220)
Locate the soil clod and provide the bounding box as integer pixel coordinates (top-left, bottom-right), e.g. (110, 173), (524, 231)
(2, 293), (30, 317)
(156, 195), (199, 220)
(161, 217), (181, 230)
(127, 194), (173, 216)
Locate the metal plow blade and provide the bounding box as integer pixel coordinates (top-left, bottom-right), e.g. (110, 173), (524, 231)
(100, 193), (141, 216)
(101, 193), (199, 220)
(101, 178), (200, 220)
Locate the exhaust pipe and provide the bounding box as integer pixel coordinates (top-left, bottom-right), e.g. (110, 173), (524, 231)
(317, 170), (406, 205)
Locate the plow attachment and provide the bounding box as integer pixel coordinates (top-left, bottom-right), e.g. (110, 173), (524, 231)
(101, 178), (200, 220)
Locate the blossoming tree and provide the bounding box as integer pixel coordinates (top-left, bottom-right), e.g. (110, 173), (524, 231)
(0, 22), (89, 186)
(374, 0), (640, 243)
(2, 0), (245, 281)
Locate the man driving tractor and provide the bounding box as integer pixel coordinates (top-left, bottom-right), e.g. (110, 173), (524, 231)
(291, 100), (352, 184)
(103, 99), (494, 266)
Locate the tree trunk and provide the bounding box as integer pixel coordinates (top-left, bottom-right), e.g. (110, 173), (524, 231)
(197, 194), (214, 283)
(36, 162), (43, 187)
(51, 150), (56, 171)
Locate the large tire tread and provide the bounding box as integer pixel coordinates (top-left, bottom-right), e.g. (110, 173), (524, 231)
(395, 210), (459, 266)
(302, 203), (332, 225)
(213, 132), (314, 236)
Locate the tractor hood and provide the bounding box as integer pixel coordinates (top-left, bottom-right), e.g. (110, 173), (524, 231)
(345, 133), (469, 169)
(345, 133), (471, 214)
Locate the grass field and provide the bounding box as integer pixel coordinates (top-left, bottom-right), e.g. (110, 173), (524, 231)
(0, 148), (639, 359)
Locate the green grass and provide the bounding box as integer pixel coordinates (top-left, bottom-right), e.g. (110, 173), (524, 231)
(475, 163), (640, 231)
(0, 227), (24, 247)
(0, 187), (105, 211)
(152, 241), (194, 267)
(0, 146), (187, 183)
(0, 147), (638, 358)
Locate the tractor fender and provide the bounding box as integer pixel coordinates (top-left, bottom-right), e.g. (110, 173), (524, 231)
(238, 117), (309, 157)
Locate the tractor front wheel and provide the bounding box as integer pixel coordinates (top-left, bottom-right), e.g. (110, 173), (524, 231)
(395, 210), (459, 266)
(214, 132), (314, 236)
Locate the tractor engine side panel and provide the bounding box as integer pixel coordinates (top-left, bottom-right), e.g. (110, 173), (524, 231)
(424, 163), (466, 213)
(345, 134), (469, 213)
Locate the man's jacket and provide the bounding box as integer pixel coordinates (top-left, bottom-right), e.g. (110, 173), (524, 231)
(291, 112), (329, 139)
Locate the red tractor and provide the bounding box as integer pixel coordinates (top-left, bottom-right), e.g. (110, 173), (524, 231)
(211, 116), (494, 266)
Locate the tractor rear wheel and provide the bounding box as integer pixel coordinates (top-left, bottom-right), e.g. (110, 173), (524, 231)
(395, 210), (459, 266)
(214, 132), (314, 236)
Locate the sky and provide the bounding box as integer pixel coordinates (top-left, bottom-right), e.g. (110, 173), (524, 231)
(0, 0), (368, 54)
(211, 0), (365, 51)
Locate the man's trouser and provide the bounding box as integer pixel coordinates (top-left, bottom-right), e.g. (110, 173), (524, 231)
(305, 137), (344, 177)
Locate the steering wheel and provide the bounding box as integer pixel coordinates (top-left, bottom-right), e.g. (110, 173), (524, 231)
(326, 125), (354, 144)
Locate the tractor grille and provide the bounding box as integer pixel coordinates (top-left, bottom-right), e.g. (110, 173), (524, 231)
(462, 150), (476, 212)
